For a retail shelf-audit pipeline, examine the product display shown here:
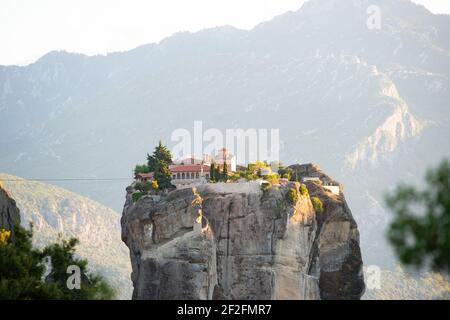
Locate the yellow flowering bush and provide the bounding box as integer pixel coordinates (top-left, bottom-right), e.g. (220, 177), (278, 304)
(0, 227), (11, 245)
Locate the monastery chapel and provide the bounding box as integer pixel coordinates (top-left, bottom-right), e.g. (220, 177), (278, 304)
(135, 148), (236, 185)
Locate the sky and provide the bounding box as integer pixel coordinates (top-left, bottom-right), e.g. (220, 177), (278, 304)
(0, 0), (449, 66)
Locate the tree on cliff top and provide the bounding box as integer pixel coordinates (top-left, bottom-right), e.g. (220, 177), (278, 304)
(386, 159), (450, 273)
(147, 141), (172, 171)
(147, 141), (173, 189)
(209, 162), (216, 182)
(222, 161), (228, 182)
(0, 224), (114, 300)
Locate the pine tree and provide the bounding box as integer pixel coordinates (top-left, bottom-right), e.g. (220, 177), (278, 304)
(210, 162), (216, 182)
(0, 224), (114, 299)
(154, 160), (172, 189)
(146, 141), (173, 189)
(222, 161), (228, 182)
(147, 140), (172, 172)
(215, 166), (222, 182)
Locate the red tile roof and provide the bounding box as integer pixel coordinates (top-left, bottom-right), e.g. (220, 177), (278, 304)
(135, 164), (211, 180)
(136, 172), (154, 179)
(169, 164), (210, 173)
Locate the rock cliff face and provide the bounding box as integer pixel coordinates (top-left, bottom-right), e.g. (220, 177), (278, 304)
(121, 172), (365, 300)
(0, 184), (21, 233)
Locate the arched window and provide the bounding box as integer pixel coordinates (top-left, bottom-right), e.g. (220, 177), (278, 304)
(177, 173), (180, 179)
(182, 173), (185, 179)
(196, 172), (199, 179)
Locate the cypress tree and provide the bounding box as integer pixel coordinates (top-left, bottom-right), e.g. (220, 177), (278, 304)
(210, 162), (216, 182)
(222, 161), (228, 182)
(215, 166), (221, 182)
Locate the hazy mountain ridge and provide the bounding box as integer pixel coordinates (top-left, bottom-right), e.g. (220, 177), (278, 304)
(0, 173), (132, 299)
(0, 0), (449, 274)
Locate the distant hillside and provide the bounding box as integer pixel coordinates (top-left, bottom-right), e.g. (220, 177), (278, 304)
(1, 0), (450, 288)
(364, 267), (450, 300)
(0, 173), (132, 299)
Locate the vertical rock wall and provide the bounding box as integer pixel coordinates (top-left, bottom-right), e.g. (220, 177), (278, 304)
(0, 185), (21, 233)
(121, 180), (365, 300)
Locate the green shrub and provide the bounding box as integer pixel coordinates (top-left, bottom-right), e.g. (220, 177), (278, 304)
(134, 164), (150, 175)
(151, 180), (158, 190)
(229, 172), (241, 182)
(312, 197), (324, 213)
(278, 167), (293, 180)
(261, 182), (271, 193)
(241, 172), (257, 181)
(299, 184), (308, 196)
(265, 174), (279, 185)
(248, 160), (269, 175)
(132, 191), (145, 203)
(135, 181), (152, 193)
(287, 187), (298, 205)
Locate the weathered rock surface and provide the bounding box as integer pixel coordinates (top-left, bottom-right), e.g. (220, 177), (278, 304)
(0, 184), (21, 233)
(121, 174), (365, 300)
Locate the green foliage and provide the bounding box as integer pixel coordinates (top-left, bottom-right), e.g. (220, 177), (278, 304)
(236, 161), (271, 181)
(261, 182), (271, 193)
(42, 237), (115, 300)
(132, 191), (145, 203)
(248, 161), (269, 176)
(299, 184), (308, 196)
(240, 171), (257, 181)
(278, 167), (294, 180)
(209, 162), (216, 182)
(154, 161), (172, 189)
(222, 161), (228, 182)
(134, 181), (152, 193)
(265, 174), (279, 185)
(134, 164), (150, 175)
(146, 140), (172, 172)
(228, 172), (241, 182)
(209, 162), (225, 182)
(312, 196), (324, 213)
(0, 224), (114, 300)
(287, 187), (299, 205)
(146, 141), (173, 189)
(385, 159), (450, 272)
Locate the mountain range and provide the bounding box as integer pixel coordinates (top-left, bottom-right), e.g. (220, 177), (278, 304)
(0, 0), (449, 284)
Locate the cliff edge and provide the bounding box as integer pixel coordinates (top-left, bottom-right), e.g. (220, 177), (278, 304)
(0, 184), (21, 233)
(121, 168), (365, 300)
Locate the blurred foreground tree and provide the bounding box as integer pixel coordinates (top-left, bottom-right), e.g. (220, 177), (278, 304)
(0, 224), (114, 300)
(386, 160), (450, 273)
